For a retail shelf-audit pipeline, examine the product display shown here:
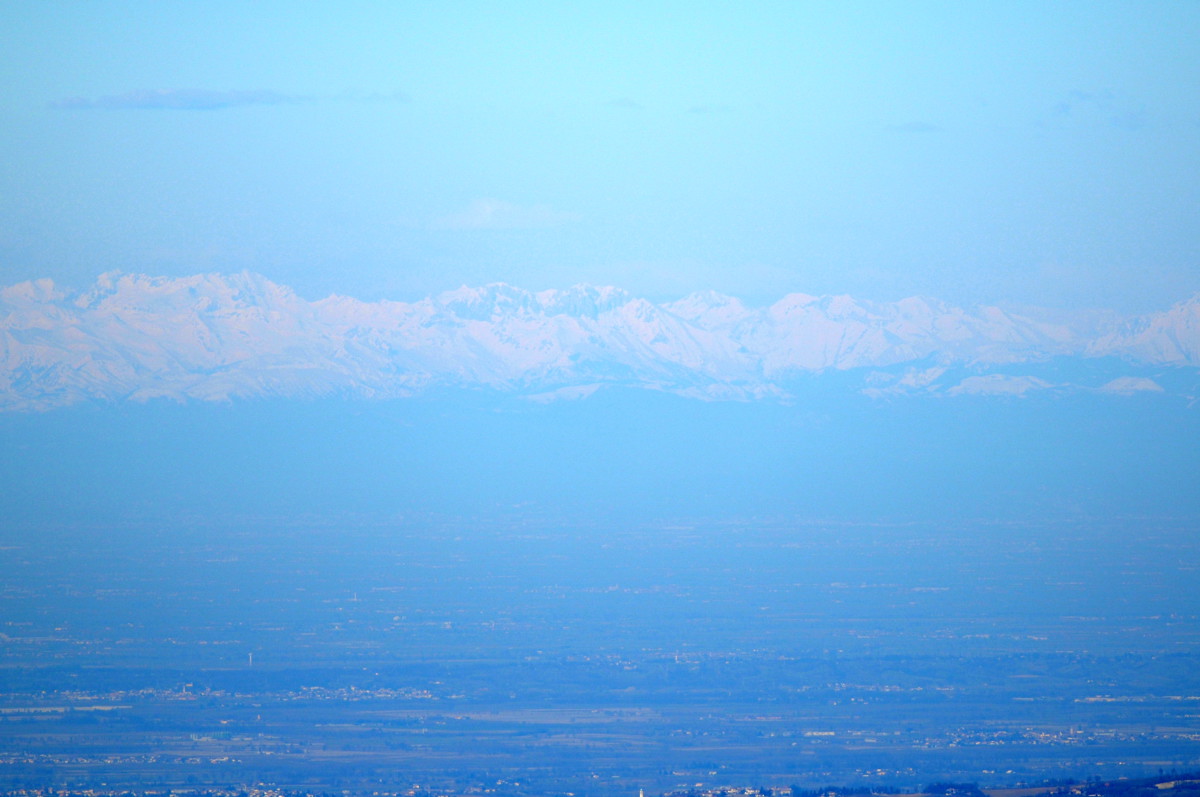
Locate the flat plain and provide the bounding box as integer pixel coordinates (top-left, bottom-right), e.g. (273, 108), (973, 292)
(2, 518), (1198, 795)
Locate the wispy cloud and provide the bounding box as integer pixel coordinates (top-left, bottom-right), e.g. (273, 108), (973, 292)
(431, 199), (581, 231)
(1048, 89), (1147, 131)
(1052, 89), (1106, 117)
(52, 88), (306, 111)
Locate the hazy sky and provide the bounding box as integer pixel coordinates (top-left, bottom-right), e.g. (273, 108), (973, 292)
(2, 2), (1198, 311)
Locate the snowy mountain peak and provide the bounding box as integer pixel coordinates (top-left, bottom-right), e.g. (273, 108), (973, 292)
(767, 292), (821, 318)
(663, 290), (750, 328)
(1087, 291), (1200, 365)
(822, 294), (869, 319)
(536, 284), (632, 318)
(435, 283), (539, 320)
(0, 278), (64, 305)
(70, 270), (300, 314)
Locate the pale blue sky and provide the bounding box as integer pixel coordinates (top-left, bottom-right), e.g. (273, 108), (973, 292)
(2, 1), (1198, 311)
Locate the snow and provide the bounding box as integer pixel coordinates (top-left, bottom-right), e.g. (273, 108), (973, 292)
(1099, 377), (1165, 395)
(2, 272), (1196, 410)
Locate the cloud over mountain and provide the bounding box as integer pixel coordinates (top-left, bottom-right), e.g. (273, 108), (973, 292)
(1, 272), (1197, 411)
(431, 199), (582, 230)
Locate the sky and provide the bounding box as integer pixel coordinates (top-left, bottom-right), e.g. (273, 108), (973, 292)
(2, 1), (1199, 312)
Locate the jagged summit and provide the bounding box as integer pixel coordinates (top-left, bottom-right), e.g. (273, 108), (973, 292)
(2, 271), (1196, 411)
(537, 284), (632, 318)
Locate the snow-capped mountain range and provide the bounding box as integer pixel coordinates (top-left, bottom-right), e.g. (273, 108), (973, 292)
(2, 272), (1198, 411)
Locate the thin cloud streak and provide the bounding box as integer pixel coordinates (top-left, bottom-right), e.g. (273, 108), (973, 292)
(52, 88), (306, 111)
(1046, 89), (1150, 131)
